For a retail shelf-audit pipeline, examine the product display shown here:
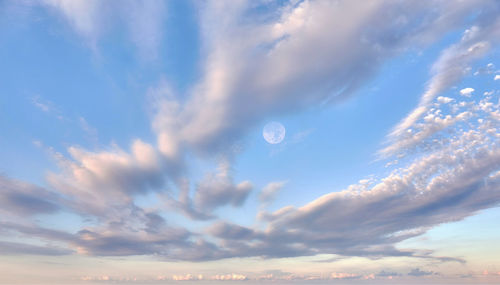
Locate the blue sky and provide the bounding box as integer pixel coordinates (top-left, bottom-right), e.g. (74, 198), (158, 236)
(1, 0), (500, 284)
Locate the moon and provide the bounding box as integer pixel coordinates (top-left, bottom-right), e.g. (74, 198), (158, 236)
(263, 121), (286, 144)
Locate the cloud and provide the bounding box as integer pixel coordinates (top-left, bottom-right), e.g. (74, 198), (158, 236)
(460, 87), (475, 97)
(119, 0), (166, 60)
(377, 270), (401, 277)
(46, 140), (166, 217)
(259, 181), (287, 204)
(172, 274), (198, 281)
(210, 274), (248, 281)
(495, 74), (500, 80)
(152, 0), (497, 158)
(408, 268), (435, 277)
(0, 207), (205, 260)
(31, 95), (65, 120)
(382, 11), (500, 156)
(3, 0), (500, 265)
(31, 95), (52, 112)
(40, 0), (166, 58)
(193, 161), (253, 212)
(205, 88), (500, 261)
(436, 96), (454, 104)
(474, 62), (495, 75)
(0, 241), (73, 256)
(206, 221), (256, 240)
(0, 175), (61, 217)
(380, 100), (473, 156)
(329, 272), (360, 279)
(78, 117), (99, 145)
(42, 0), (101, 44)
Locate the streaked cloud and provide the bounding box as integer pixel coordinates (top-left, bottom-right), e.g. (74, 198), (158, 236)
(0, 175), (61, 217)
(40, 0), (166, 58)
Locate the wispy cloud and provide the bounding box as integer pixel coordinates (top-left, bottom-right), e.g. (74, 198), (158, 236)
(40, 0), (166, 59)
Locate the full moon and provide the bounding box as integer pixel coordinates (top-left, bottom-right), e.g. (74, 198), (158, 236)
(263, 121), (286, 144)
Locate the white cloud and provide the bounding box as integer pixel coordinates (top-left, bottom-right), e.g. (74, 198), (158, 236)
(460, 87), (475, 97)
(495, 74), (500, 80)
(436, 96), (454, 104)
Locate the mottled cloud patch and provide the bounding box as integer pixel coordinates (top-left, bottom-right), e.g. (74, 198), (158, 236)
(382, 13), (500, 157)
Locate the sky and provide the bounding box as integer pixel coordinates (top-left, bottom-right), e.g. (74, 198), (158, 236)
(1, 0), (500, 284)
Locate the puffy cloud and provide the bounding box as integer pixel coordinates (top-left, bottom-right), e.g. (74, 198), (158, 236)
(381, 108), (472, 157)
(460, 87), (475, 97)
(495, 74), (500, 80)
(436, 96), (454, 104)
